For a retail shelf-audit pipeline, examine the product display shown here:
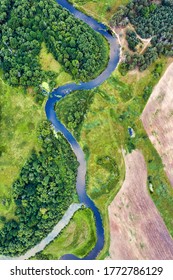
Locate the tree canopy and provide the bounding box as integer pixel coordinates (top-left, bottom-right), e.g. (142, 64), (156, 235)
(0, 0), (108, 88)
(111, 0), (173, 73)
(0, 121), (78, 256)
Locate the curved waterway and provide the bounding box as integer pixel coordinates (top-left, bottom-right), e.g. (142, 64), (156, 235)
(45, 0), (120, 260)
(0, 0), (120, 260)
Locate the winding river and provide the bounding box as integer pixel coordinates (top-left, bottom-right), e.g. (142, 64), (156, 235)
(45, 0), (120, 260)
(0, 0), (120, 260)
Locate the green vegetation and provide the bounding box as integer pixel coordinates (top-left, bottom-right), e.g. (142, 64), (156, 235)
(33, 208), (97, 259)
(56, 55), (173, 258)
(109, 57), (173, 238)
(0, 74), (45, 227)
(0, 0), (106, 258)
(56, 90), (95, 140)
(69, 0), (129, 23)
(0, 121), (79, 256)
(1, 0), (173, 261)
(0, 0), (108, 89)
(56, 77), (125, 259)
(126, 29), (141, 52)
(39, 43), (72, 88)
(108, 76), (132, 101)
(111, 0), (173, 71)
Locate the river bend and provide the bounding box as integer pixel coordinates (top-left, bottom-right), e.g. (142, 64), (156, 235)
(0, 0), (120, 260)
(45, 0), (120, 260)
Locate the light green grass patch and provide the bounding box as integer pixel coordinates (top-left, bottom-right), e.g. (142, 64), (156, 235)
(35, 208), (97, 259)
(41, 82), (50, 92)
(39, 43), (73, 87)
(70, 0), (129, 24)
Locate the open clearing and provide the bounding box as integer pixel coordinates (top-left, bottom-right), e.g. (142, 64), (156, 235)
(108, 150), (173, 259)
(141, 63), (173, 186)
(39, 43), (72, 88)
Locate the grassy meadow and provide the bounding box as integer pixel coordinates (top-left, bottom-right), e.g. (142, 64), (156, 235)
(34, 208), (97, 259)
(78, 88), (125, 259)
(69, 0), (129, 24)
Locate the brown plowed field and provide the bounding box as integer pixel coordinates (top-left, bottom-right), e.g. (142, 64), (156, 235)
(108, 150), (173, 259)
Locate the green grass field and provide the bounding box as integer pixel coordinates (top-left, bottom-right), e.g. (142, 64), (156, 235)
(78, 87), (125, 259)
(0, 74), (45, 227)
(69, 0), (129, 24)
(34, 208), (97, 259)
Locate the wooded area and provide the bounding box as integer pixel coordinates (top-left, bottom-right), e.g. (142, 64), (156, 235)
(56, 89), (95, 140)
(0, 121), (78, 256)
(111, 0), (173, 73)
(0, 0), (108, 89)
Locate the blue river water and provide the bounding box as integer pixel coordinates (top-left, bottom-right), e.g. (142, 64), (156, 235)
(45, 0), (120, 260)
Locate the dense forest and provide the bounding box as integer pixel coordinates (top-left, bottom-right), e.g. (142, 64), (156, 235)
(0, 121), (78, 256)
(56, 89), (96, 140)
(0, 0), (108, 88)
(111, 0), (173, 73)
(126, 29), (141, 52)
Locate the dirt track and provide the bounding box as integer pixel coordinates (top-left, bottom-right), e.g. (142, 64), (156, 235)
(141, 63), (173, 186)
(108, 150), (173, 259)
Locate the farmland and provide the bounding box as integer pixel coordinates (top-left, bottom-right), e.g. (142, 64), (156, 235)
(109, 150), (173, 259)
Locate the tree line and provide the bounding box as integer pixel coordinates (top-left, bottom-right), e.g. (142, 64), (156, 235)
(0, 121), (78, 256)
